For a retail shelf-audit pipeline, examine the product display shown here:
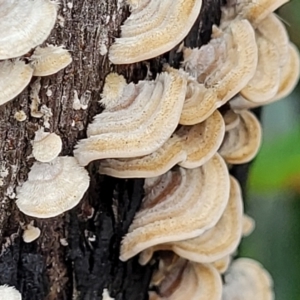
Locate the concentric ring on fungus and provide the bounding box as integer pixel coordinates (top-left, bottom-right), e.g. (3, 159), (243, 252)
(119, 153), (230, 261)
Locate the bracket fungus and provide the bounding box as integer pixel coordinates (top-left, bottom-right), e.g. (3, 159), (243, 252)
(30, 44), (72, 76)
(219, 110), (262, 164)
(212, 255), (231, 274)
(74, 69), (187, 166)
(0, 0), (58, 59)
(32, 128), (62, 162)
(0, 60), (33, 106)
(149, 256), (222, 300)
(120, 153), (230, 261)
(0, 285), (21, 300)
(242, 214), (256, 237)
(222, 258), (274, 300)
(22, 221), (41, 243)
(108, 0), (202, 64)
(98, 110), (225, 178)
(139, 176), (243, 265)
(16, 157), (90, 218)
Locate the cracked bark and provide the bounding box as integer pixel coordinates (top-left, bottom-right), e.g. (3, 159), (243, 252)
(0, 1), (252, 299)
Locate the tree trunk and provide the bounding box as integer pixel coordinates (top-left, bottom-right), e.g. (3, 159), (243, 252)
(0, 1), (234, 299)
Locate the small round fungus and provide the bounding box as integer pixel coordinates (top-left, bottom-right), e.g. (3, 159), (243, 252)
(16, 156), (90, 218)
(0, 0), (58, 59)
(30, 45), (72, 76)
(0, 60), (33, 106)
(22, 222), (41, 243)
(0, 285), (21, 300)
(32, 128), (62, 162)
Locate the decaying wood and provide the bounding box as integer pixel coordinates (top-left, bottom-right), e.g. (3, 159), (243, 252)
(0, 1), (239, 299)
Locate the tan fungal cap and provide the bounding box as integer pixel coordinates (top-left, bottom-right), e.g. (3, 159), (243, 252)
(0, 0), (58, 59)
(30, 45), (72, 76)
(120, 153), (230, 261)
(109, 0), (202, 64)
(0, 60), (33, 106)
(22, 221), (41, 243)
(240, 35), (280, 103)
(222, 258), (274, 300)
(74, 69), (187, 166)
(98, 110), (225, 178)
(242, 214), (256, 237)
(32, 128), (62, 162)
(0, 285), (21, 300)
(212, 255), (231, 274)
(219, 110), (262, 164)
(140, 175), (243, 265)
(222, 109), (240, 132)
(150, 257), (222, 300)
(16, 157), (90, 218)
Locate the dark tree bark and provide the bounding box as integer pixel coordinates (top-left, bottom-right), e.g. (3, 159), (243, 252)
(0, 1), (244, 299)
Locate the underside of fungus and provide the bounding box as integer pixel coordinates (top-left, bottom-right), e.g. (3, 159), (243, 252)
(30, 44), (72, 76)
(16, 156), (90, 218)
(139, 175), (243, 265)
(98, 110), (225, 178)
(222, 258), (274, 300)
(120, 153), (230, 261)
(0, 60), (33, 106)
(0, 0), (58, 59)
(108, 0), (203, 64)
(0, 285), (21, 300)
(74, 69), (187, 166)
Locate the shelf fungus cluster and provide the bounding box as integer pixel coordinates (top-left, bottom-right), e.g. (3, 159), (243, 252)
(73, 0), (300, 299)
(0, 0), (72, 107)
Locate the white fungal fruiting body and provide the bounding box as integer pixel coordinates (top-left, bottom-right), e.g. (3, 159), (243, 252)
(109, 0), (202, 64)
(0, 0), (58, 59)
(32, 129), (62, 162)
(30, 45), (72, 76)
(16, 157), (90, 218)
(0, 285), (21, 300)
(74, 70), (187, 166)
(22, 223), (41, 243)
(0, 60), (33, 106)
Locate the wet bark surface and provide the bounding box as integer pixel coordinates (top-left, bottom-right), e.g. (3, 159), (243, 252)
(0, 0), (256, 299)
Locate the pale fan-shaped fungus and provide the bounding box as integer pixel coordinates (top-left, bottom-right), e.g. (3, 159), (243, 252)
(222, 109), (240, 132)
(120, 153), (230, 261)
(240, 35), (280, 102)
(149, 256), (222, 300)
(139, 176), (243, 265)
(30, 45), (72, 76)
(32, 128), (62, 162)
(219, 110), (262, 164)
(98, 110), (225, 178)
(222, 258), (274, 300)
(109, 0), (202, 64)
(0, 60), (33, 106)
(0, 0), (58, 59)
(16, 157), (90, 218)
(0, 285), (21, 300)
(242, 214), (256, 237)
(212, 255), (231, 274)
(74, 70), (187, 166)
(22, 221), (41, 243)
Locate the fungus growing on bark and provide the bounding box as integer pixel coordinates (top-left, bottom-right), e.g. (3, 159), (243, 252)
(0, 60), (33, 106)
(240, 35), (280, 102)
(0, 0), (58, 59)
(14, 110), (27, 122)
(74, 70), (187, 166)
(149, 256), (222, 300)
(16, 156), (90, 218)
(120, 153), (230, 261)
(138, 175), (243, 265)
(219, 110), (262, 164)
(30, 45), (72, 76)
(32, 128), (62, 162)
(22, 221), (41, 243)
(222, 258), (274, 300)
(0, 285), (21, 300)
(98, 110), (225, 178)
(108, 0), (202, 64)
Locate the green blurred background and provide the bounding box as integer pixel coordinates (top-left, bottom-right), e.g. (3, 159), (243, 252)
(239, 2), (300, 299)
